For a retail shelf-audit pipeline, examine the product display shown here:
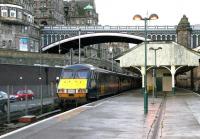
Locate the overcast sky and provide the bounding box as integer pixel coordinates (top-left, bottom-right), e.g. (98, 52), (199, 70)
(95, 0), (200, 26)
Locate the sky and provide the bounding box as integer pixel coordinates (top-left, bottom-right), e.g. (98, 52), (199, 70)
(95, 0), (200, 26)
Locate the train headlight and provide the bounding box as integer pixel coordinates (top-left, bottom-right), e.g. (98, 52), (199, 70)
(58, 89), (67, 93)
(76, 89), (87, 93)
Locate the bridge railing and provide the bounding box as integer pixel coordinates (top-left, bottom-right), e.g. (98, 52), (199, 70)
(42, 25), (178, 32)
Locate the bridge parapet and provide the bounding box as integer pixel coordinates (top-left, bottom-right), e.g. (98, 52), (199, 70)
(42, 25), (178, 32)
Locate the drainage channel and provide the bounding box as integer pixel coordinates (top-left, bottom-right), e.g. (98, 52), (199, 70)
(147, 94), (167, 139)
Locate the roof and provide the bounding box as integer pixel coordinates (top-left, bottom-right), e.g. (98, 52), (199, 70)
(83, 4), (93, 10)
(116, 41), (200, 67)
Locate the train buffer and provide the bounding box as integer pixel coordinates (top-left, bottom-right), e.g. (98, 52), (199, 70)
(0, 89), (200, 139)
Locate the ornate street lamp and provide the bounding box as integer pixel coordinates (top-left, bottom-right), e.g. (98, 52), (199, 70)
(149, 47), (162, 102)
(133, 13), (159, 114)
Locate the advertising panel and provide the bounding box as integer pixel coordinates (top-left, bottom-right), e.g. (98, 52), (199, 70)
(19, 38), (29, 51)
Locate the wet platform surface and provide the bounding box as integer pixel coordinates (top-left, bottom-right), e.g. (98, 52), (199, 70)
(160, 89), (200, 139)
(0, 90), (162, 139)
(0, 89), (200, 139)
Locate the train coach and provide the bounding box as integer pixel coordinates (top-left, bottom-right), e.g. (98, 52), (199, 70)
(57, 64), (141, 107)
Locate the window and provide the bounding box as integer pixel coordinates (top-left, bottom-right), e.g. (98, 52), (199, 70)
(152, 35), (156, 41)
(172, 35), (176, 41)
(76, 70), (89, 79)
(8, 40), (12, 48)
(62, 70), (74, 78)
(30, 40), (34, 52)
(167, 35), (171, 41)
(2, 40), (6, 48)
(10, 9), (16, 18)
(18, 11), (22, 19)
(1, 7), (8, 17)
(157, 35), (161, 41)
(162, 35), (166, 41)
(193, 35), (197, 48)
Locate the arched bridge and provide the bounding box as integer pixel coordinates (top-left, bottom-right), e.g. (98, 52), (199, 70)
(41, 25), (200, 49)
(42, 33), (145, 53)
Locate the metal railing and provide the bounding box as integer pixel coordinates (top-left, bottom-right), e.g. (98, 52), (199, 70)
(0, 84), (58, 124)
(43, 25), (179, 32)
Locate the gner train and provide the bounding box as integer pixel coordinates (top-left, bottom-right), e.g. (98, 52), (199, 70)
(57, 64), (140, 107)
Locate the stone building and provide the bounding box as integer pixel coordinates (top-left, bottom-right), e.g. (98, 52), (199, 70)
(0, 0), (40, 52)
(34, 0), (66, 25)
(176, 15), (192, 48)
(63, 0), (129, 59)
(64, 0), (98, 25)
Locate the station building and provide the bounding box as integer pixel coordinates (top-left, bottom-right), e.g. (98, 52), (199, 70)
(116, 41), (200, 93)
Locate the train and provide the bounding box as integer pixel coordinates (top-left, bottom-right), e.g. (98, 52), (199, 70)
(57, 64), (141, 107)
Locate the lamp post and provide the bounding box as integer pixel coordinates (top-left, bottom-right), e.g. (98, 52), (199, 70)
(133, 13), (158, 114)
(149, 47), (162, 101)
(109, 47), (114, 71)
(78, 28), (81, 64)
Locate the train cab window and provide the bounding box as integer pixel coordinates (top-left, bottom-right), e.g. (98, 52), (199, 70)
(76, 70), (89, 78)
(61, 70), (74, 78)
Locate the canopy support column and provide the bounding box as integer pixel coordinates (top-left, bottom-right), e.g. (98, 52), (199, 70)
(171, 65), (176, 94)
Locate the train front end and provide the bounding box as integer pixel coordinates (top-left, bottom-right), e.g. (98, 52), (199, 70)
(57, 66), (89, 102)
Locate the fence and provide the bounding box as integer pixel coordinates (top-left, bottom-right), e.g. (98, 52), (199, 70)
(0, 83), (58, 123)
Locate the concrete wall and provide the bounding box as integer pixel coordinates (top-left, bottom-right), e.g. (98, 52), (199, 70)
(0, 64), (61, 86)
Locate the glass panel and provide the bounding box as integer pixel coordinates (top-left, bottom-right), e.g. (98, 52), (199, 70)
(75, 70), (89, 79)
(61, 70), (74, 78)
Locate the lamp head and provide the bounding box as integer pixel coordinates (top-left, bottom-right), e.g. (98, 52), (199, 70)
(133, 14), (143, 21)
(149, 47), (154, 50)
(149, 14), (159, 20)
(158, 47), (162, 50)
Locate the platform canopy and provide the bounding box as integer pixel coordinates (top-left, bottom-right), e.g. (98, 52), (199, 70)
(116, 41), (200, 68)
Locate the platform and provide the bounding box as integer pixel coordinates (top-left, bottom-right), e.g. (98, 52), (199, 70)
(0, 89), (200, 139)
(160, 89), (200, 139)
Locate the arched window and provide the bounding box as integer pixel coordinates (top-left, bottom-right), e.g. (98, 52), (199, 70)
(61, 35), (65, 40)
(172, 35), (176, 41)
(57, 35), (60, 41)
(48, 35), (51, 45)
(198, 35), (200, 46)
(162, 35), (166, 41)
(167, 35), (171, 41)
(193, 35), (197, 48)
(147, 35), (151, 39)
(157, 35), (161, 41)
(44, 35), (47, 46)
(152, 35), (156, 41)
(52, 34), (55, 43)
